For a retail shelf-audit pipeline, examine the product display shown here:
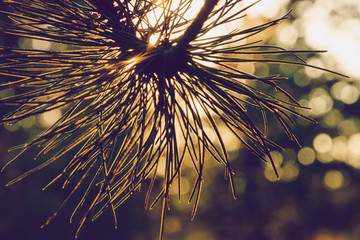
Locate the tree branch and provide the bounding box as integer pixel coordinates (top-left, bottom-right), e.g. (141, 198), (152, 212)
(176, 0), (219, 50)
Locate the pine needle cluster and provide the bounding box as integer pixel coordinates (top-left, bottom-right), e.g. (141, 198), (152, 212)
(0, 0), (345, 238)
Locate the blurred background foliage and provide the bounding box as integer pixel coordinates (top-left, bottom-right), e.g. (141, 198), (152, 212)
(1, 0), (360, 239)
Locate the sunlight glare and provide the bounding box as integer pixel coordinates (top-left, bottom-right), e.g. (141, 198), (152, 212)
(243, 0), (290, 19)
(144, 0), (204, 45)
(301, 0), (360, 78)
(124, 57), (139, 71)
(148, 33), (160, 47)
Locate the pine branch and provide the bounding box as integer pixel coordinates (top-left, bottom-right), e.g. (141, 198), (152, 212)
(177, 0), (219, 49)
(0, 0), (347, 239)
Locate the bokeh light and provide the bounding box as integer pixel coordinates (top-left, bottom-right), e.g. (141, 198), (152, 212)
(323, 170), (349, 191)
(264, 150), (299, 182)
(308, 88), (333, 117)
(293, 70), (311, 87)
(321, 109), (343, 128)
(337, 119), (359, 137)
(313, 133), (332, 154)
(164, 217), (182, 235)
(348, 133), (360, 156)
(3, 122), (20, 132)
(2, 1), (360, 240)
(19, 116), (36, 130)
(276, 21), (298, 49)
(297, 147), (316, 166)
(330, 136), (348, 162)
(331, 81), (359, 105)
(38, 109), (62, 128)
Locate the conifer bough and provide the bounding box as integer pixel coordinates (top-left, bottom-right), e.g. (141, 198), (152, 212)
(0, 0), (346, 238)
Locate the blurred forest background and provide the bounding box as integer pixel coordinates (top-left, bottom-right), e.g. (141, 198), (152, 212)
(1, 0), (360, 239)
